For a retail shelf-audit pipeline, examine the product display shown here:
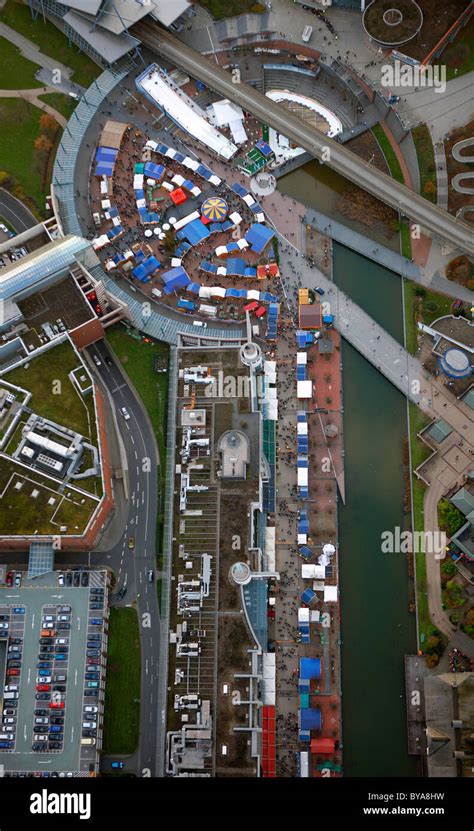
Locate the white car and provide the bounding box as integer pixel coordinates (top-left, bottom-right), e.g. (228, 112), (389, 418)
(56, 638), (68, 645)
(82, 721), (97, 729)
(84, 706), (98, 714)
(43, 616), (54, 622)
(58, 615), (70, 622)
(92, 354), (101, 367)
(120, 407), (130, 421)
(3, 718), (15, 724)
(3, 725), (14, 732)
(35, 717), (49, 725)
(36, 677), (51, 684)
(34, 734), (48, 742)
(58, 573), (65, 586)
(42, 622), (54, 629)
(0, 623), (8, 630)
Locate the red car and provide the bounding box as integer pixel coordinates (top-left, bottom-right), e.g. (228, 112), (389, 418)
(6, 571), (14, 586)
(7, 669), (19, 676)
(36, 684), (50, 692)
(87, 658), (100, 665)
(50, 701), (65, 710)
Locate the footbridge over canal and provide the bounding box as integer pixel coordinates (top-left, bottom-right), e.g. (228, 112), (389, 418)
(133, 22), (474, 258)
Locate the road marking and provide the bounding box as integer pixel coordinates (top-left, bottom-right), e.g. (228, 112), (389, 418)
(31, 613), (35, 629)
(145, 659), (148, 675)
(130, 435), (135, 445)
(27, 668), (31, 685)
(75, 669), (78, 686)
(71, 725), (74, 744)
(77, 616), (81, 632)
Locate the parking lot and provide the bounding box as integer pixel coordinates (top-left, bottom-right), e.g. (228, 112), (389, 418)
(0, 570), (108, 774)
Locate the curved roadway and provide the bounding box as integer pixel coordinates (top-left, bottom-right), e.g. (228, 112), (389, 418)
(133, 22), (474, 257)
(86, 340), (162, 777)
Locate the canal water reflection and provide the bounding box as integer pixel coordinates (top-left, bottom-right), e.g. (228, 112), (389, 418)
(279, 152), (419, 775)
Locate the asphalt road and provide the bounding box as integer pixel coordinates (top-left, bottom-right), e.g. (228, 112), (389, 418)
(133, 22), (474, 257)
(85, 340), (163, 777)
(0, 188), (37, 233)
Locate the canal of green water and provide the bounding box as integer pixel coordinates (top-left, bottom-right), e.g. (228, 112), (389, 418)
(279, 168), (419, 776)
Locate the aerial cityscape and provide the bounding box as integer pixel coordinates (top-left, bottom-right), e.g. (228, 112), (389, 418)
(0, 0), (472, 822)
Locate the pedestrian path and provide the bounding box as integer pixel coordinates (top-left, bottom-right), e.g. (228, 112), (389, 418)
(0, 21), (73, 80)
(0, 86), (67, 128)
(434, 142), (449, 211)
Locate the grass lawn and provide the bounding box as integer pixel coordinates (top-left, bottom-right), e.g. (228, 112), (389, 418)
(0, 0), (100, 88)
(38, 92), (77, 121)
(407, 402), (432, 644)
(102, 608), (141, 754)
(198, 0), (266, 20)
(412, 124), (437, 203)
(403, 279), (417, 355)
(6, 340), (97, 443)
(435, 16), (474, 80)
(0, 98), (51, 214)
(419, 288), (453, 326)
(371, 124), (405, 184)
(400, 220), (412, 260)
(0, 35), (43, 88)
(0, 458), (98, 535)
(106, 325), (169, 476)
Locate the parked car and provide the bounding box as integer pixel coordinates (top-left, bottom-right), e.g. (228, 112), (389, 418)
(57, 615), (70, 622)
(14, 573), (22, 587)
(90, 603), (103, 610)
(35, 717), (49, 725)
(58, 573), (65, 586)
(56, 638), (69, 645)
(32, 743), (47, 751)
(34, 710), (49, 717)
(90, 619), (102, 626)
(81, 573), (89, 587)
(84, 706), (98, 714)
(35, 693), (50, 701)
(12, 607), (25, 614)
(48, 742), (63, 750)
(50, 701), (64, 710)
(85, 672), (100, 680)
(111, 761), (124, 769)
(87, 659), (100, 665)
(55, 654), (67, 660)
(57, 624), (71, 631)
(36, 684), (50, 692)
(65, 572), (73, 587)
(87, 650), (101, 658)
(73, 572), (81, 587)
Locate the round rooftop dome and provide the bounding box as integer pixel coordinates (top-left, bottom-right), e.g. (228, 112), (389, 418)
(230, 561), (252, 586)
(438, 347), (472, 379)
(240, 341), (262, 368)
